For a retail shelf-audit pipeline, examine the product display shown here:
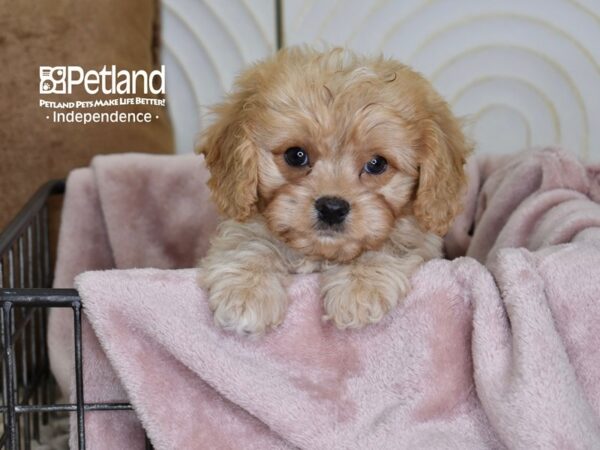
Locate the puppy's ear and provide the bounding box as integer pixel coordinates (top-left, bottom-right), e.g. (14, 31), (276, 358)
(197, 91), (259, 221)
(413, 105), (472, 236)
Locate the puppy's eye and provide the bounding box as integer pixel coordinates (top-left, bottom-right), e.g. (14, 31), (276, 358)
(284, 147), (309, 167)
(363, 155), (388, 175)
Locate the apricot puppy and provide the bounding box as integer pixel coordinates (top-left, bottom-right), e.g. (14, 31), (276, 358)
(198, 47), (471, 335)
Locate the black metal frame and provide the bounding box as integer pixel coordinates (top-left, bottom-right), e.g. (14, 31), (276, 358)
(0, 181), (151, 449)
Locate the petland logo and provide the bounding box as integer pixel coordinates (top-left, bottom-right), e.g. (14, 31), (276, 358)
(39, 65), (165, 95)
(39, 65), (167, 124)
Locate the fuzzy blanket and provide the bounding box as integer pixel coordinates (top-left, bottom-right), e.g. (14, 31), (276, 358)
(51, 148), (600, 449)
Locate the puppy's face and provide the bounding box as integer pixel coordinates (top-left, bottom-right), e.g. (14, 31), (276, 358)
(199, 48), (471, 262)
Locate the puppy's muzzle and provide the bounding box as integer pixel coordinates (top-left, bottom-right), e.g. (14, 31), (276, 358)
(315, 196), (350, 226)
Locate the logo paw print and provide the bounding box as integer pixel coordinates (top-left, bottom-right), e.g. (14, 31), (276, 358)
(39, 66), (67, 94)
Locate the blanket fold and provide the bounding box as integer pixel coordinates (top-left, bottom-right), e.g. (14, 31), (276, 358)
(51, 148), (600, 449)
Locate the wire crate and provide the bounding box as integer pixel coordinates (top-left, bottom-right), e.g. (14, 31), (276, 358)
(0, 181), (152, 449)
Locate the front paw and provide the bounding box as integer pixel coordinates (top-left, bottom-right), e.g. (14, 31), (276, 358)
(321, 262), (411, 329)
(201, 270), (288, 336)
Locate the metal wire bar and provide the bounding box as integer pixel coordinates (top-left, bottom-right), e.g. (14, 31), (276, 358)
(0, 180), (155, 449)
(73, 302), (86, 449)
(42, 206), (50, 287)
(30, 311), (40, 441)
(2, 302), (16, 450)
(27, 227), (33, 290)
(7, 249), (14, 290)
(0, 181), (65, 449)
(16, 235), (31, 447)
(18, 292), (32, 450)
(0, 267), (5, 448)
(0, 289), (80, 307)
(39, 307), (49, 426)
(18, 238), (24, 291)
(35, 212), (42, 290)
(0, 181), (65, 257)
(3, 403), (133, 414)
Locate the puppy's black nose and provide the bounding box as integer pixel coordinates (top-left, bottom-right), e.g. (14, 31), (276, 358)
(315, 196), (350, 226)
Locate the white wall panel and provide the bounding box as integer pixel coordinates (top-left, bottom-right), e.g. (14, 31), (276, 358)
(284, 0), (600, 160)
(161, 0), (276, 154)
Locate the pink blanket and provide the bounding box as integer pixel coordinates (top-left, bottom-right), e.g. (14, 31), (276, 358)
(51, 148), (600, 449)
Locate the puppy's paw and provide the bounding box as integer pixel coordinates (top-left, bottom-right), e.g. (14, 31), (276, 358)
(202, 270), (288, 336)
(321, 261), (412, 329)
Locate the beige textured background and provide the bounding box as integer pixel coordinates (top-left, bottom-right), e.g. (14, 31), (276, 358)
(0, 0), (174, 230)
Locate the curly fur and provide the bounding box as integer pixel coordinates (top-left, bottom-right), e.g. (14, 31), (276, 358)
(197, 47), (471, 334)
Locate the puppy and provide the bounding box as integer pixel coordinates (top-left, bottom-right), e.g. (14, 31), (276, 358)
(197, 47), (471, 335)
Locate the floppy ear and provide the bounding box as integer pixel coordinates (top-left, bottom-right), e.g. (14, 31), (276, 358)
(196, 94), (259, 221)
(413, 106), (472, 236)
